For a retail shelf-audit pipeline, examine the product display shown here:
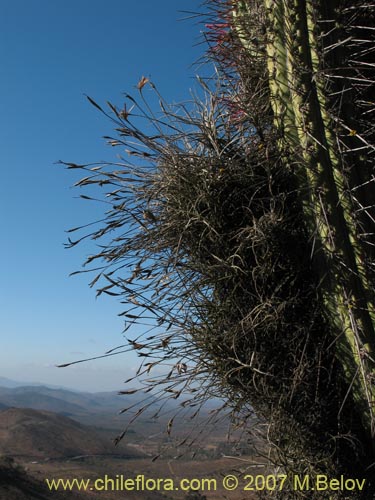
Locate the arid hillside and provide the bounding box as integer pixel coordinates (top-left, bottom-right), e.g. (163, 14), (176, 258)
(0, 456), (85, 500)
(0, 407), (141, 460)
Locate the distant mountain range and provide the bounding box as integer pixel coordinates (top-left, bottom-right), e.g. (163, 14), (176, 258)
(0, 377), (229, 442)
(0, 376), (83, 391)
(0, 381), (153, 433)
(0, 384), (129, 414)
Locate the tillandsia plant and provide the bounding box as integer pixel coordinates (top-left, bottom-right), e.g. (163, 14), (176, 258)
(61, 1), (374, 499)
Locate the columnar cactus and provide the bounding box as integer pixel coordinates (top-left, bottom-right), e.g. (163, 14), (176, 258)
(233, 0), (375, 465)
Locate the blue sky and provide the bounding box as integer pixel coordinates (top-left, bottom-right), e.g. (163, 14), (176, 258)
(0, 0), (207, 391)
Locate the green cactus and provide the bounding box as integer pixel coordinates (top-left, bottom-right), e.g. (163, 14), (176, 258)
(233, 0), (375, 447)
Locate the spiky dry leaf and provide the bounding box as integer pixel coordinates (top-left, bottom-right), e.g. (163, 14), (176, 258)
(137, 76), (149, 90)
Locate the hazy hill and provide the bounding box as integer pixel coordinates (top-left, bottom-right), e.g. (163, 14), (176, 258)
(0, 386), (89, 414)
(0, 377), (31, 389)
(0, 384), (155, 432)
(0, 376), (81, 392)
(0, 407), (141, 460)
(0, 384), (147, 414)
(0, 381), (229, 438)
